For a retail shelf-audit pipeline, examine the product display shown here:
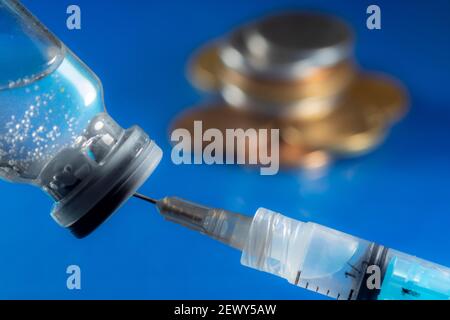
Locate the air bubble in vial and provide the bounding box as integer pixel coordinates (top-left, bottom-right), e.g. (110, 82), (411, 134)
(94, 121), (104, 131)
(74, 136), (85, 145)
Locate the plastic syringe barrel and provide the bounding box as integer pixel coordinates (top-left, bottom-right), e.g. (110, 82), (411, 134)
(157, 197), (252, 250)
(156, 197), (450, 299)
(241, 208), (450, 300)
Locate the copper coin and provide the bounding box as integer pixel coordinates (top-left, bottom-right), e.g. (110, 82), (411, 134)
(221, 60), (356, 102)
(188, 43), (224, 92)
(170, 104), (316, 168)
(344, 73), (408, 123)
(279, 81), (390, 155)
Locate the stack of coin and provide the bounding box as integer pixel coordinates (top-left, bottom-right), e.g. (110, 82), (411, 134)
(173, 11), (407, 169)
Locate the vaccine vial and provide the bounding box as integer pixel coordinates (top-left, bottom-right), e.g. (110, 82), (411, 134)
(0, 0), (162, 237)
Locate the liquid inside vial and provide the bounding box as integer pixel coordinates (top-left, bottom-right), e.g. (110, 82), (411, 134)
(0, 51), (105, 183)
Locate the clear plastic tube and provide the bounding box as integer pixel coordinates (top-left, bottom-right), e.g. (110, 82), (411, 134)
(154, 197), (450, 300)
(241, 208), (450, 300)
(156, 197), (252, 250)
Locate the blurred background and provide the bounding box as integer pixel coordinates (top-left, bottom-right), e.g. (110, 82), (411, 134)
(0, 0), (449, 299)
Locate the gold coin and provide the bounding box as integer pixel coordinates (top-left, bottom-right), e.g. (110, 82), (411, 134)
(281, 116), (386, 156)
(187, 43), (224, 92)
(344, 73), (408, 123)
(221, 60), (356, 102)
(279, 74), (403, 155)
(178, 70), (406, 161)
(170, 104), (318, 168)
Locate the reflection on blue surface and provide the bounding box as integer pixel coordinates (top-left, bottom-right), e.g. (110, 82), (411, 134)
(0, 0), (449, 299)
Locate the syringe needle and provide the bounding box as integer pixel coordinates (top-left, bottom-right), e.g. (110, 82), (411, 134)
(134, 193), (252, 250)
(133, 192), (158, 204)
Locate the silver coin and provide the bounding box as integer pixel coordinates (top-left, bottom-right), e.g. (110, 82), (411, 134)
(220, 11), (353, 80)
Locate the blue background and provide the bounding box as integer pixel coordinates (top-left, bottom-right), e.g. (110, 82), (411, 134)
(0, 0), (449, 299)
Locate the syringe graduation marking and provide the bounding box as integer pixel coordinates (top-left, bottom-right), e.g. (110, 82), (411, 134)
(347, 289), (354, 300)
(295, 271), (302, 285)
(347, 262), (362, 274)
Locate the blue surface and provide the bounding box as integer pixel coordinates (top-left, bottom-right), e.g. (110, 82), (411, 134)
(0, 0), (449, 299)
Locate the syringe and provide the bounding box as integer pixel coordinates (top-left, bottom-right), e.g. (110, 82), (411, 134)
(135, 193), (450, 300)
